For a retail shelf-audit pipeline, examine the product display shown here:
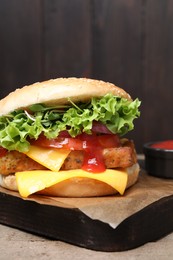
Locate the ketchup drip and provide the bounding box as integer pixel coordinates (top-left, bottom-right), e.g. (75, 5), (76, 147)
(80, 136), (106, 173)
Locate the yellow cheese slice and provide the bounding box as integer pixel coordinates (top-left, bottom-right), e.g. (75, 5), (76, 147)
(25, 145), (70, 171)
(15, 169), (128, 198)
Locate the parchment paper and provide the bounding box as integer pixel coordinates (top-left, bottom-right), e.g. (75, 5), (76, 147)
(1, 169), (173, 229)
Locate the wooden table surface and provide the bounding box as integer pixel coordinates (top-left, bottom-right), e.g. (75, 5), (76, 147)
(0, 223), (173, 260)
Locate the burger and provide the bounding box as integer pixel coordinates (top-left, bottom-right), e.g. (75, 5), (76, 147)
(0, 77), (141, 198)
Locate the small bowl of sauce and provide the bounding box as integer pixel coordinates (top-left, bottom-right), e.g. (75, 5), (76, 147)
(143, 140), (173, 178)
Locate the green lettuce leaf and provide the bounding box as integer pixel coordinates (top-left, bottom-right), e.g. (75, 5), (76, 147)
(0, 94), (141, 152)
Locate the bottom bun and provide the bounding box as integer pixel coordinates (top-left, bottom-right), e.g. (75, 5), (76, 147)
(0, 163), (140, 197)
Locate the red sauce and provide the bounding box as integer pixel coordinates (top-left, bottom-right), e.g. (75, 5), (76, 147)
(32, 133), (120, 173)
(80, 136), (106, 173)
(151, 140), (173, 150)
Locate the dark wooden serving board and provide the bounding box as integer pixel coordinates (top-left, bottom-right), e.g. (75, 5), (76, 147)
(1, 187), (173, 252)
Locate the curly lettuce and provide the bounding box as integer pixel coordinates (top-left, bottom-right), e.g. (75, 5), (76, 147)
(0, 94), (141, 152)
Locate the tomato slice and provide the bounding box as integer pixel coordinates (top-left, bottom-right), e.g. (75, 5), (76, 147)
(97, 134), (120, 148)
(31, 134), (84, 150)
(63, 138), (83, 150)
(32, 133), (120, 150)
(0, 147), (8, 157)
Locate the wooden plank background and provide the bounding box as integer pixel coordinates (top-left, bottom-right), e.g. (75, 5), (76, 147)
(0, 0), (173, 152)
